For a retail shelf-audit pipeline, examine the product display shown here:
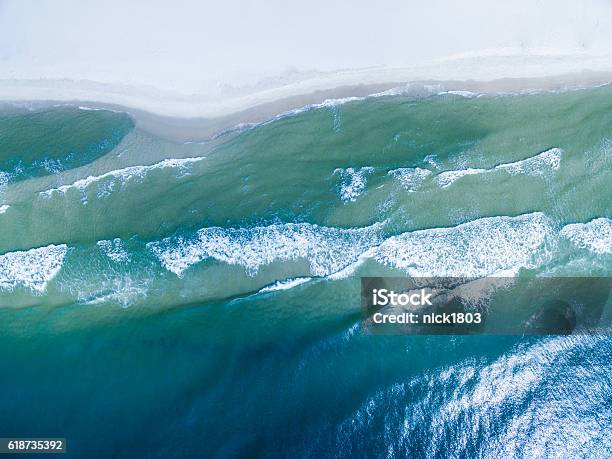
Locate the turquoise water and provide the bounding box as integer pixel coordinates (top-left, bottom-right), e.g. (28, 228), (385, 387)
(0, 106), (133, 183)
(0, 87), (611, 457)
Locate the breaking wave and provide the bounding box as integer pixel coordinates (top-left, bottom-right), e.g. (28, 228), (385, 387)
(259, 277), (312, 293)
(97, 238), (131, 263)
(147, 222), (385, 277)
(375, 213), (554, 277)
(560, 218), (612, 255)
(147, 212), (558, 281)
(435, 148), (562, 188)
(0, 244), (68, 293)
(3, 211), (609, 305)
(333, 167), (375, 203)
(40, 157), (205, 202)
(388, 167), (432, 192)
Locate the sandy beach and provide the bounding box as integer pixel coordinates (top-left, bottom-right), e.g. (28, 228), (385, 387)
(1, 0), (612, 140)
(2, 62), (612, 142)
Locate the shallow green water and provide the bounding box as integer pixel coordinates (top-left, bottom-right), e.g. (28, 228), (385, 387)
(0, 87), (610, 457)
(0, 106), (133, 182)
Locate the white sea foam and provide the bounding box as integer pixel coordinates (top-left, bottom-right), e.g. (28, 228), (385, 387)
(77, 105), (125, 113)
(437, 90), (478, 98)
(326, 247), (379, 280)
(80, 274), (149, 308)
(434, 148), (563, 188)
(147, 222), (384, 277)
(0, 244), (68, 293)
(388, 167), (432, 192)
(560, 218), (612, 254)
(148, 212), (558, 280)
(375, 212), (554, 277)
(333, 167), (375, 202)
(285, 96), (364, 117)
(259, 277), (312, 292)
(0, 205), (9, 214)
(288, 83), (460, 117)
(435, 168), (487, 188)
(40, 156), (205, 200)
(494, 147), (562, 175)
(97, 238), (131, 262)
(424, 154), (442, 169)
(0, 171), (12, 193)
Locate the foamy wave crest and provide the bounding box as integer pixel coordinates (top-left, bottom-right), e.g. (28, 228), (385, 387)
(40, 157), (205, 201)
(0, 205), (9, 214)
(0, 171), (12, 193)
(388, 167), (432, 192)
(326, 247), (378, 280)
(147, 223), (384, 277)
(149, 213), (558, 279)
(494, 148), (562, 175)
(435, 168), (487, 188)
(0, 244), (68, 293)
(375, 212), (554, 277)
(435, 148), (563, 188)
(240, 84), (448, 131)
(560, 218), (612, 254)
(437, 90), (478, 98)
(210, 96), (368, 138)
(333, 167), (374, 202)
(97, 238), (131, 262)
(259, 277), (312, 293)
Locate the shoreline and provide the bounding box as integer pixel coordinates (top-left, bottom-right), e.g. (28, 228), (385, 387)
(2, 64), (612, 142)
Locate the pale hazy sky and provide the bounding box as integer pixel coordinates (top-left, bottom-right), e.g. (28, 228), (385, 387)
(1, 0), (612, 94)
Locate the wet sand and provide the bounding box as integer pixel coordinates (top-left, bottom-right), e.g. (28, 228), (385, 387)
(1, 69), (612, 142)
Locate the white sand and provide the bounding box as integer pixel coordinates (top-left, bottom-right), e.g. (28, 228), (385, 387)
(1, 0), (612, 126)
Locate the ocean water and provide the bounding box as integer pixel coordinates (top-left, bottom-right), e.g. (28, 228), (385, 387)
(0, 86), (611, 457)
